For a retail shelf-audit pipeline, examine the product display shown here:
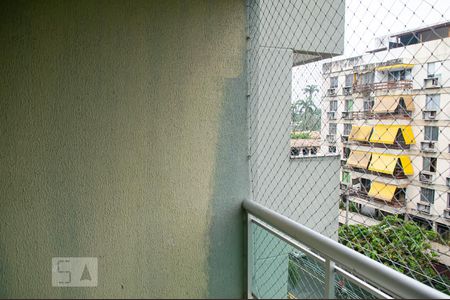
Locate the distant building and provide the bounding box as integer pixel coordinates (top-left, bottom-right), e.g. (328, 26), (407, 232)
(321, 22), (450, 251)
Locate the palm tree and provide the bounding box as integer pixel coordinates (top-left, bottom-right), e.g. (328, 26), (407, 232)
(303, 85), (319, 102)
(291, 84), (321, 131)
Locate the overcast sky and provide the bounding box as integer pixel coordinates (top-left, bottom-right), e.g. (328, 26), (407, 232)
(292, 0), (450, 103)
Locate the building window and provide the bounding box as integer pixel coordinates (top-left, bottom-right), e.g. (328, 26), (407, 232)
(342, 171), (351, 184)
(437, 223), (450, 241)
(447, 193), (450, 208)
(329, 123), (337, 135)
(360, 72), (374, 85)
(360, 178), (371, 194)
(424, 126), (439, 141)
(425, 94), (440, 111)
(420, 187), (435, 204)
(363, 97), (374, 112)
(329, 146), (336, 153)
(343, 147), (351, 159)
(427, 61), (442, 76)
(310, 147), (318, 155)
(423, 157), (437, 173)
(330, 76), (338, 89)
(345, 74), (353, 87)
(388, 69), (412, 81)
(343, 124), (352, 136)
(345, 99), (353, 111)
(330, 100), (338, 112)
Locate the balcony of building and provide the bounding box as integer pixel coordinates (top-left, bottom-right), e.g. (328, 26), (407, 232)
(340, 176), (407, 211)
(353, 64), (414, 93)
(347, 125), (415, 149)
(353, 80), (413, 93)
(345, 150), (414, 179)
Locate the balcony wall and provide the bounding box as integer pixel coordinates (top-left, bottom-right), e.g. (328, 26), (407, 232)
(0, 1), (248, 298)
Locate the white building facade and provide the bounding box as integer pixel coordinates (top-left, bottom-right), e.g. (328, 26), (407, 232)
(322, 22), (450, 242)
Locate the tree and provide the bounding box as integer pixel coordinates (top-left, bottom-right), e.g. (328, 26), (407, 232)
(291, 84), (321, 131)
(339, 215), (450, 294)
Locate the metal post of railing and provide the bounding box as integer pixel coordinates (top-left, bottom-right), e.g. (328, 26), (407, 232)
(247, 215), (253, 299)
(324, 259), (336, 299)
(345, 197), (349, 226)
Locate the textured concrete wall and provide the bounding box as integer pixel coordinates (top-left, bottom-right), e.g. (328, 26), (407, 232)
(0, 1), (247, 298)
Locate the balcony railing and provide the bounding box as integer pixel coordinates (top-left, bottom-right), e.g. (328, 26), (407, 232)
(353, 80), (413, 93)
(244, 200), (447, 299)
(347, 187), (405, 208)
(344, 110), (411, 120)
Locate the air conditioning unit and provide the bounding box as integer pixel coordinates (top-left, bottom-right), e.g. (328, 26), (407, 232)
(419, 171), (434, 184)
(327, 88), (337, 96)
(342, 111), (353, 120)
(343, 86), (352, 96)
(422, 110), (437, 120)
(326, 134), (336, 143)
(424, 76), (440, 88)
(444, 209), (450, 220)
(417, 203), (431, 214)
(340, 184), (351, 196)
(421, 141), (437, 152)
(327, 111), (337, 120)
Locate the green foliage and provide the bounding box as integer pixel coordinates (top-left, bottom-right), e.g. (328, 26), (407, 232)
(288, 259), (300, 286)
(339, 215), (450, 294)
(348, 202), (359, 213)
(291, 84), (321, 131)
(290, 132), (311, 139)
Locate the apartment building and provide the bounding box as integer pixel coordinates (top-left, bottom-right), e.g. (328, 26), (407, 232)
(321, 22), (450, 242)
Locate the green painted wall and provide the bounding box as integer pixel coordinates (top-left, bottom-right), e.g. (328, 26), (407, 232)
(0, 1), (248, 298)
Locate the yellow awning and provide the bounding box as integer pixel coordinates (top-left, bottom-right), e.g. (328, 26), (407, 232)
(368, 153), (414, 175)
(347, 151), (371, 169)
(349, 126), (372, 142)
(369, 125), (415, 145)
(372, 95), (415, 113)
(372, 96), (399, 113)
(401, 95), (415, 112)
(368, 181), (397, 202)
(375, 63), (414, 71)
(400, 126), (415, 144)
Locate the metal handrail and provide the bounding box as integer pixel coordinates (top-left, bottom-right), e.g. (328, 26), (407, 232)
(243, 199), (449, 299)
